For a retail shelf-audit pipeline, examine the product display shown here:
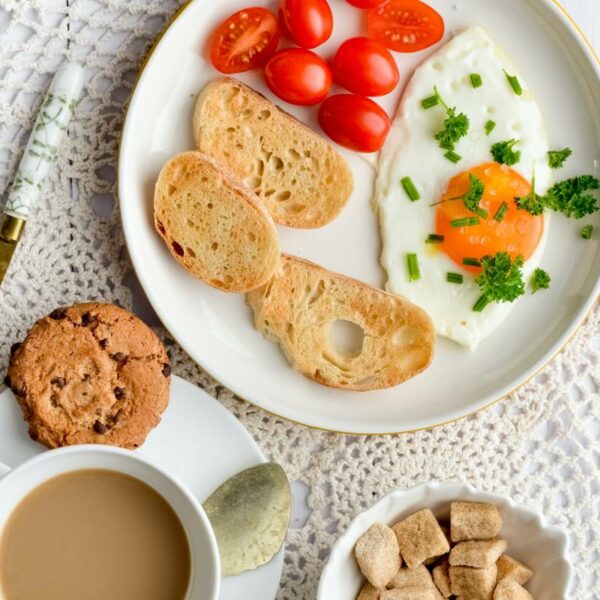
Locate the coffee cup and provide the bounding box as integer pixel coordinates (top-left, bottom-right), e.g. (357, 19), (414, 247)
(0, 445), (220, 600)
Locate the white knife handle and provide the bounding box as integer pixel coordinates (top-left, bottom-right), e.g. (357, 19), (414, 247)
(4, 63), (84, 220)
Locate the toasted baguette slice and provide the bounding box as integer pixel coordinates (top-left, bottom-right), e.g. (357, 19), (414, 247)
(154, 151), (279, 293)
(193, 78), (354, 229)
(247, 256), (435, 391)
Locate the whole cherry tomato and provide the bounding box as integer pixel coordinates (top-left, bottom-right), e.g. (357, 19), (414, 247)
(368, 0), (444, 53)
(280, 0), (333, 49)
(264, 49), (332, 105)
(346, 0), (388, 7)
(210, 7), (280, 74)
(318, 94), (390, 153)
(332, 37), (399, 97)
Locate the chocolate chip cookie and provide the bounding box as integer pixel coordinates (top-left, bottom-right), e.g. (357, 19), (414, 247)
(7, 303), (171, 449)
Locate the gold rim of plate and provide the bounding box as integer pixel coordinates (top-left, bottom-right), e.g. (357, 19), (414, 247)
(118, 0), (600, 436)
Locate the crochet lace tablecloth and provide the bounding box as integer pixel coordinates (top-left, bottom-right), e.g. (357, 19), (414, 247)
(0, 1), (598, 598)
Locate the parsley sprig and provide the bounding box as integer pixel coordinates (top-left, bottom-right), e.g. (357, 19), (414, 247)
(531, 268), (551, 293)
(431, 174), (487, 217)
(516, 175), (599, 219)
(432, 87), (470, 152)
(473, 252), (525, 312)
(548, 148), (572, 169)
(491, 139), (521, 166)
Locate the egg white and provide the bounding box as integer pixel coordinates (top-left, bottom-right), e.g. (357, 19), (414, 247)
(374, 26), (552, 350)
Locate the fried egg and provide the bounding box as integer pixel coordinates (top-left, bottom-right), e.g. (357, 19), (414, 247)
(374, 26), (551, 349)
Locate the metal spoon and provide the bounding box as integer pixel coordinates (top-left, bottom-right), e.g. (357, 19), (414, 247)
(202, 463), (291, 577)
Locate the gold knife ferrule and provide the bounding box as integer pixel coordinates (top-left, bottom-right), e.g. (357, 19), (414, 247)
(0, 214), (26, 243)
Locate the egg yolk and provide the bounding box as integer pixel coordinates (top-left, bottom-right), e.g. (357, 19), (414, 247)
(436, 162), (544, 273)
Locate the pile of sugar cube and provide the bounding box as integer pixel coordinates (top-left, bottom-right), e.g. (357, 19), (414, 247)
(354, 501), (534, 599)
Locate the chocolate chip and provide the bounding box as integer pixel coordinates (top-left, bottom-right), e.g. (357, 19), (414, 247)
(111, 352), (127, 362)
(113, 387), (126, 400)
(172, 241), (184, 257)
(51, 377), (66, 388)
(157, 220), (166, 236)
(82, 374), (91, 382)
(99, 339), (108, 349)
(93, 420), (107, 434)
(50, 394), (59, 408)
(162, 364), (172, 378)
(49, 308), (66, 320)
(10, 342), (21, 356)
(81, 312), (94, 326)
(4, 375), (11, 389)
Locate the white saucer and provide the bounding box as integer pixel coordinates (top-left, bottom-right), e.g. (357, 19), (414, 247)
(0, 375), (283, 600)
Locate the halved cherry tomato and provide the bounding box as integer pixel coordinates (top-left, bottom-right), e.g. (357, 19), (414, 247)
(318, 94), (390, 153)
(346, 0), (388, 8)
(210, 7), (280, 74)
(265, 49), (332, 105)
(333, 37), (399, 97)
(280, 0), (333, 49)
(367, 0), (444, 53)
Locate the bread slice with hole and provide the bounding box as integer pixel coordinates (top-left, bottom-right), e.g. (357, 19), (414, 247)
(247, 255), (435, 391)
(193, 77), (354, 229)
(154, 151), (280, 293)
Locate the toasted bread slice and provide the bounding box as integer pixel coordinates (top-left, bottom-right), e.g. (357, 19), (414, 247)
(193, 78), (354, 229)
(154, 151), (279, 293)
(247, 256), (435, 391)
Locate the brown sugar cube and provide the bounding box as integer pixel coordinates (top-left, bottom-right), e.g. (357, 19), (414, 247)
(392, 509), (450, 569)
(356, 523), (402, 588)
(493, 578), (534, 600)
(381, 588), (439, 600)
(451, 502), (502, 542)
(357, 581), (381, 600)
(496, 555), (533, 585)
(449, 539), (507, 567)
(432, 559), (452, 597)
(388, 565), (434, 589)
(450, 564), (497, 600)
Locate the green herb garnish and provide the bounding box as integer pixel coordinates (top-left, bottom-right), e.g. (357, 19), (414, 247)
(463, 257), (482, 267)
(451, 217), (480, 228)
(426, 234), (445, 244)
(504, 70), (523, 96)
(581, 225), (594, 240)
(447, 272), (464, 284)
(485, 120), (496, 136)
(401, 176), (420, 202)
(470, 73), (483, 88)
(407, 253), (421, 282)
(421, 95), (439, 109)
(545, 176), (599, 219)
(491, 139), (521, 166)
(473, 252), (525, 311)
(515, 174), (545, 216)
(432, 87), (470, 151)
(493, 201), (508, 222)
(445, 151), (462, 164)
(531, 268), (551, 293)
(548, 148), (572, 169)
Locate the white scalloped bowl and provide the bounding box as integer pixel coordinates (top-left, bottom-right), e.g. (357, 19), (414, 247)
(318, 483), (573, 600)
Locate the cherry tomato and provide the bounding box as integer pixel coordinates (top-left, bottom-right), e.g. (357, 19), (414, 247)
(280, 0), (333, 49)
(265, 49), (332, 105)
(210, 7), (280, 74)
(318, 94), (390, 153)
(333, 37), (399, 97)
(346, 0), (388, 8)
(367, 0), (444, 53)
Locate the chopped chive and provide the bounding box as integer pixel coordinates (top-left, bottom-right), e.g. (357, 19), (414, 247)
(470, 73), (483, 88)
(451, 217), (480, 228)
(504, 70), (523, 96)
(407, 253), (421, 281)
(401, 176), (420, 202)
(444, 150), (462, 164)
(493, 201), (508, 222)
(485, 120), (496, 136)
(463, 257), (482, 267)
(421, 95), (439, 109)
(473, 295), (490, 312)
(581, 224), (594, 240)
(426, 234), (445, 244)
(474, 206), (489, 219)
(447, 272), (464, 284)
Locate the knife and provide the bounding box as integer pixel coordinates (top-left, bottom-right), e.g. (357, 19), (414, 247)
(0, 63), (84, 286)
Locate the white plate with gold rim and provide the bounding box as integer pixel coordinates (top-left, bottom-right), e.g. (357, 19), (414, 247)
(119, 0), (600, 434)
(0, 376), (284, 600)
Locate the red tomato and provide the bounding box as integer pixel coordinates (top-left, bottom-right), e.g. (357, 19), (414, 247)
(346, 0), (388, 8)
(333, 37), (399, 96)
(265, 49), (332, 105)
(210, 7), (280, 74)
(318, 94), (390, 153)
(367, 0), (444, 53)
(280, 0), (333, 49)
